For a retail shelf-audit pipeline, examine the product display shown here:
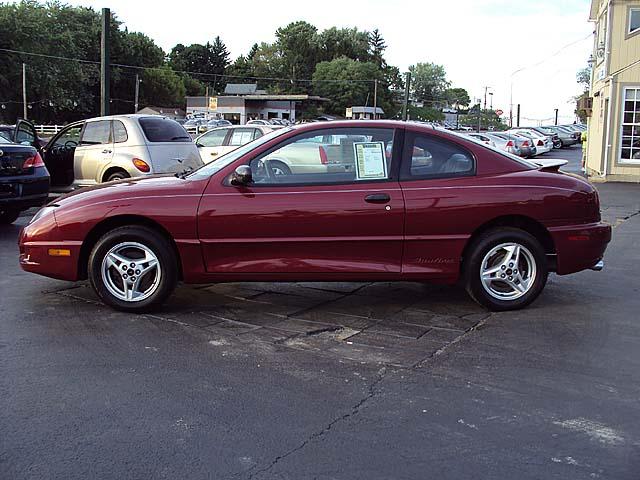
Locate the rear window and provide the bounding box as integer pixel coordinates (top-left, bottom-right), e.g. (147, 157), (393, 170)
(138, 117), (192, 143)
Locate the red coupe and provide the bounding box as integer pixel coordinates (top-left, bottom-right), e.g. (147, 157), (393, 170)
(19, 121), (611, 312)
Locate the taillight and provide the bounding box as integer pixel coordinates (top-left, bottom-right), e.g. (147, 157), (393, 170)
(318, 146), (328, 165)
(537, 140), (544, 146)
(22, 152), (45, 169)
(522, 140), (529, 147)
(132, 158), (150, 172)
(505, 140), (514, 147)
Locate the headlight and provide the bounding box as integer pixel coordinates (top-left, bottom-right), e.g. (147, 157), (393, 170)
(29, 205), (58, 224)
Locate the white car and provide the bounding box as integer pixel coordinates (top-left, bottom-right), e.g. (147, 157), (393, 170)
(508, 128), (553, 155)
(467, 133), (496, 147)
(195, 125), (279, 163)
(29, 115), (203, 192)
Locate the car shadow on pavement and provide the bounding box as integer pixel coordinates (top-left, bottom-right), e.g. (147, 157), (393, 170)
(50, 281), (491, 368)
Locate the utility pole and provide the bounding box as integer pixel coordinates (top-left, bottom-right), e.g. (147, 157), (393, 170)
(554, 108), (559, 125)
(22, 63), (27, 120)
(489, 92), (493, 110)
(100, 8), (110, 116)
(516, 104), (521, 127)
(483, 86), (490, 111)
(134, 74), (140, 113)
(373, 79), (378, 120)
(402, 72), (411, 121)
(477, 99), (481, 133)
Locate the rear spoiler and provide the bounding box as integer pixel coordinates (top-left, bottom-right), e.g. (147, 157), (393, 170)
(531, 158), (568, 172)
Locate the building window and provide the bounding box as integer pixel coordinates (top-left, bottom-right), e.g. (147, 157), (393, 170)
(620, 88), (640, 163)
(630, 8), (640, 34)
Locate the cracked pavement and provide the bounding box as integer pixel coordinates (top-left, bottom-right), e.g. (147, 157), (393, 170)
(2, 148), (640, 479)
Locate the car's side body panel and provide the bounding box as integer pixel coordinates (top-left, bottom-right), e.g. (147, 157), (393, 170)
(18, 120), (612, 292)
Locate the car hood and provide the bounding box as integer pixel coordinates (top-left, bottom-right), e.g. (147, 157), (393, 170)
(49, 174), (208, 209)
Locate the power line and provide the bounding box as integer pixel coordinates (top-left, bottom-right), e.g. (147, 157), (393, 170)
(0, 47), (376, 84)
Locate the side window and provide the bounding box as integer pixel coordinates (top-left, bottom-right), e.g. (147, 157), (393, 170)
(80, 121), (111, 145)
(198, 129), (227, 147)
(229, 128), (257, 146)
(54, 124), (83, 146)
(253, 129), (263, 140)
(113, 120), (128, 143)
(249, 128), (395, 185)
(401, 133), (474, 180)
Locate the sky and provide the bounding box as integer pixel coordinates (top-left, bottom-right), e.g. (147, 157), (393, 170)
(46, 0), (594, 123)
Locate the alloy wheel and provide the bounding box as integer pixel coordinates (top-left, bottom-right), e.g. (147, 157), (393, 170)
(480, 242), (537, 301)
(101, 241), (162, 302)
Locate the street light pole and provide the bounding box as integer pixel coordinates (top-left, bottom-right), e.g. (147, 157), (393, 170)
(134, 73), (140, 113)
(509, 67), (526, 127)
(22, 63), (27, 120)
(489, 92), (494, 110)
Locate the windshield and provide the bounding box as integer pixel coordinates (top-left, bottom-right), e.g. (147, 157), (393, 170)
(188, 127), (292, 179)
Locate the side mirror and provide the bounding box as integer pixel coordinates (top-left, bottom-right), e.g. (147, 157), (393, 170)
(231, 165), (252, 186)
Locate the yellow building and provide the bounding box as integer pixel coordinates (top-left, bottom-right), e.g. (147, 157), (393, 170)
(587, 0), (640, 182)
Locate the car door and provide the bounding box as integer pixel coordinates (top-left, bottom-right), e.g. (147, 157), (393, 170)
(197, 128), (229, 163)
(74, 120), (113, 186)
(197, 126), (405, 276)
(399, 129), (476, 279)
(222, 128), (259, 156)
(13, 120), (39, 149)
(41, 122), (84, 188)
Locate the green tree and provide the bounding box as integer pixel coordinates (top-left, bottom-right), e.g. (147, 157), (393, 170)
(408, 62), (450, 106)
(318, 27), (370, 63)
(275, 21), (319, 91)
(312, 57), (379, 115)
(140, 67), (185, 107)
(444, 87), (470, 109)
(368, 29), (386, 68)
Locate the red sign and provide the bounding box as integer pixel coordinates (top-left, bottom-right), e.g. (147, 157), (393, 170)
(495, 109), (504, 116)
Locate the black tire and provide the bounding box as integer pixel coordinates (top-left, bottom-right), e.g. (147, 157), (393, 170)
(268, 160), (291, 176)
(463, 228), (548, 311)
(105, 170), (130, 182)
(88, 226), (178, 312)
(0, 209), (21, 224)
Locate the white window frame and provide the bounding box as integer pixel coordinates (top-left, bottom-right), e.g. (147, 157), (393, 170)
(629, 7), (640, 35)
(618, 87), (640, 165)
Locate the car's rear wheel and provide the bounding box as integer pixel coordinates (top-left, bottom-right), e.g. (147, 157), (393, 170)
(106, 170), (130, 182)
(267, 160), (291, 176)
(0, 208), (21, 224)
(464, 228), (548, 311)
(88, 226), (178, 312)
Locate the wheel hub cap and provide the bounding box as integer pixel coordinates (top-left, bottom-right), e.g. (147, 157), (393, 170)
(480, 242), (537, 301)
(101, 241), (161, 302)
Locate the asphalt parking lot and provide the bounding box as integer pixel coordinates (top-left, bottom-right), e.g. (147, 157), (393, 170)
(2, 146), (640, 479)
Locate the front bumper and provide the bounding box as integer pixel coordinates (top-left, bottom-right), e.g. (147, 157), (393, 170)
(549, 221), (612, 275)
(18, 212), (81, 281)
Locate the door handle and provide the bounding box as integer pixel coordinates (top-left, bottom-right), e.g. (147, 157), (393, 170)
(102, 149), (112, 154)
(210, 152), (218, 156)
(364, 193), (390, 203)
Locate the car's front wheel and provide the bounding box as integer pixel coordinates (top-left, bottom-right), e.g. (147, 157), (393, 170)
(0, 208), (21, 224)
(88, 226), (178, 312)
(464, 228), (548, 311)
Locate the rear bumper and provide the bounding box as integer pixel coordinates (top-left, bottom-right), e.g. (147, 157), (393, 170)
(549, 221), (612, 275)
(0, 171), (50, 212)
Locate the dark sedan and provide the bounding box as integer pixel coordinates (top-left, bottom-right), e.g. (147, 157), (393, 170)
(0, 135), (50, 224)
(19, 121), (610, 312)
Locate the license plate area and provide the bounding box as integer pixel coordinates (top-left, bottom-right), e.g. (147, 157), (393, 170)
(0, 183), (16, 198)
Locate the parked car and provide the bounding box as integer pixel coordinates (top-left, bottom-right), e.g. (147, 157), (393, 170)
(0, 120), (48, 149)
(246, 119), (272, 126)
(508, 129), (553, 155)
(467, 133), (497, 147)
(195, 125), (278, 163)
(20, 121), (611, 313)
(481, 133), (523, 156)
(17, 115), (203, 193)
(538, 126), (578, 147)
(0, 133), (50, 224)
(205, 119), (232, 131)
(517, 127), (561, 149)
(488, 132), (532, 158)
